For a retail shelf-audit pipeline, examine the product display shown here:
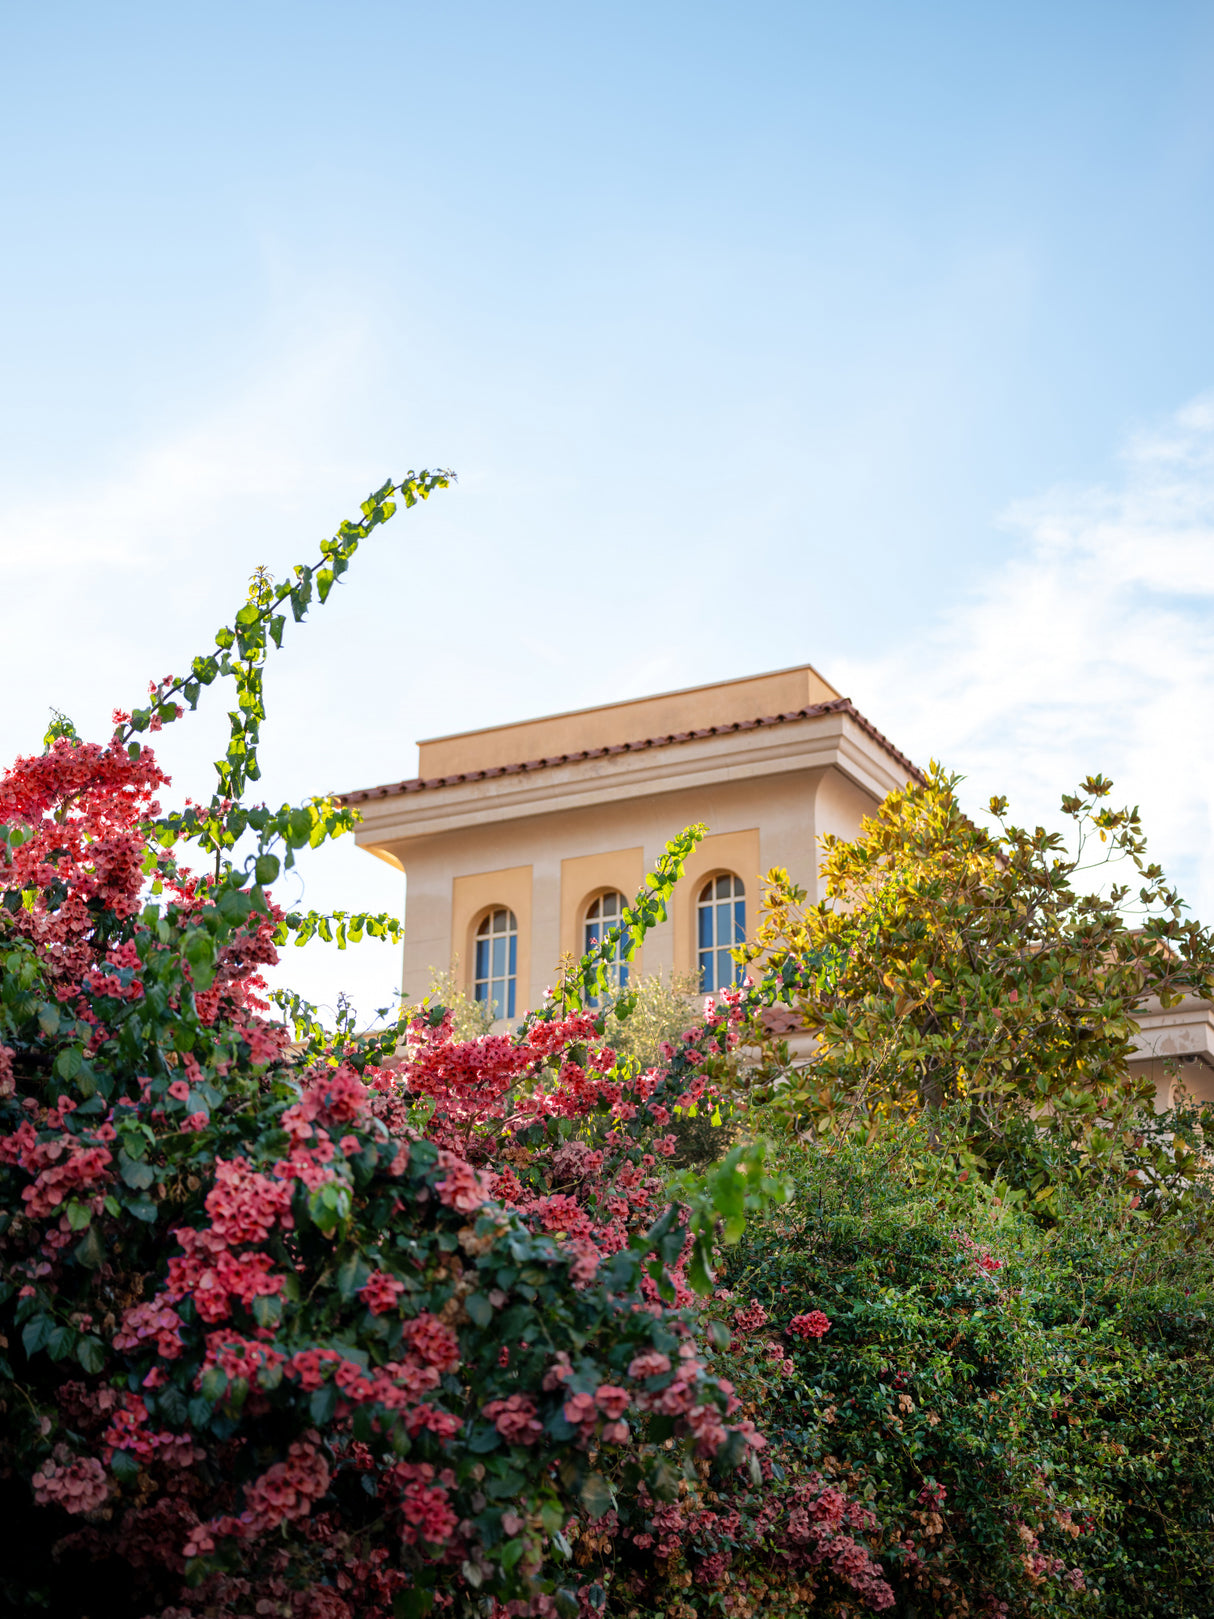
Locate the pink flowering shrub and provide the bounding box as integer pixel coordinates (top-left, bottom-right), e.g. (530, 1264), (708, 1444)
(0, 487), (895, 1619)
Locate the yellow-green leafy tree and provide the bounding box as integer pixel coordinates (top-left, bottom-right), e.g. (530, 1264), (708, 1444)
(745, 763), (1214, 1212)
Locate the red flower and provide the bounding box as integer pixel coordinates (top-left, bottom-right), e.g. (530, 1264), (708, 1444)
(788, 1311), (831, 1341)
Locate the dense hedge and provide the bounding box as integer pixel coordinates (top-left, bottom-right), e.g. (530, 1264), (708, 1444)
(707, 1134), (1214, 1618)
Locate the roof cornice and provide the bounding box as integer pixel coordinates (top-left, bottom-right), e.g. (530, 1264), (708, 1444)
(336, 697), (924, 806)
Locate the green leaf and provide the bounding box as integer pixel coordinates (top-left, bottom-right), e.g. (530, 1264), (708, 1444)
(465, 1292), (494, 1328)
(579, 1471), (613, 1519)
(183, 926), (215, 991)
(200, 1366), (228, 1402)
(47, 1324), (77, 1361)
(468, 1424), (501, 1454)
(111, 1449), (140, 1483)
(22, 1315), (53, 1356)
(254, 853), (280, 886)
(158, 1383), (189, 1425)
(119, 1153), (156, 1191)
(310, 1382), (338, 1424)
(707, 1317), (731, 1349)
(715, 1429), (748, 1471)
(251, 1294), (281, 1328)
(335, 1251), (370, 1301)
(648, 1457), (681, 1501)
(55, 1045), (83, 1081)
(688, 1235), (714, 1297)
(394, 1592), (434, 1619)
(74, 1227), (105, 1270)
(76, 1335), (106, 1374)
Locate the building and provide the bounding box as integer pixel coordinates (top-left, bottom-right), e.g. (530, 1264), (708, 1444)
(338, 664), (919, 1018)
(339, 664), (1214, 1110)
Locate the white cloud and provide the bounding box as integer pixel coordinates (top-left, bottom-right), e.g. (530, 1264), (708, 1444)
(0, 319), (371, 576)
(837, 394), (1214, 922)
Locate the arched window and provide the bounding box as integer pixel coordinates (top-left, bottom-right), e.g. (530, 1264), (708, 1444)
(697, 874), (745, 992)
(583, 890), (631, 998)
(473, 908), (518, 1020)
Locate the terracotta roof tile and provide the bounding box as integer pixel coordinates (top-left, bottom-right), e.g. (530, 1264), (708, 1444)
(336, 697), (923, 805)
(760, 1006), (805, 1037)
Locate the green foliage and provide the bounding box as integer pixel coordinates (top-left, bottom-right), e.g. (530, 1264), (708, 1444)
(714, 1125), (1214, 1617)
(746, 764), (1214, 1215)
(136, 469), (452, 886)
(597, 970), (702, 1068)
(419, 962), (496, 1041)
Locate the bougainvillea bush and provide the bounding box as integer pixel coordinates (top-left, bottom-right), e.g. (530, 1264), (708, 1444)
(0, 479), (896, 1619)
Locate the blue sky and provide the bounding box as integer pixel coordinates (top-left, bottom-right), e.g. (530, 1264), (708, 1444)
(2, 3), (1213, 1016)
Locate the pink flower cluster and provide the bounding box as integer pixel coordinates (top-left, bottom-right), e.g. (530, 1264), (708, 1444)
(282, 1064), (371, 1136)
(956, 1230), (1003, 1275)
(388, 1462), (460, 1547)
(400, 1311), (460, 1372)
(239, 1434), (331, 1530)
(101, 1393), (200, 1468)
(782, 1477), (894, 1610)
(202, 1155), (293, 1243)
(0, 1124), (113, 1218)
(359, 1268), (405, 1315)
(202, 1330), (286, 1385)
(788, 1310), (831, 1341)
(31, 1449), (110, 1515)
(113, 1300), (185, 1360)
(165, 1227), (285, 1323)
(435, 1147), (493, 1213)
(0, 719), (800, 1619)
(760, 1340), (796, 1375)
(627, 1351), (672, 1379)
(732, 1299), (770, 1333)
(484, 1394), (545, 1444)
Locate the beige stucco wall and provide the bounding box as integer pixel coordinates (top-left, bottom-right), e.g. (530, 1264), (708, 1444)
(1127, 994), (1214, 1112)
(558, 847), (645, 965)
(812, 764), (882, 889)
(450, 865), (533, 1007)
(417, 663), (840, 778)
(388, 765), (867, 1018)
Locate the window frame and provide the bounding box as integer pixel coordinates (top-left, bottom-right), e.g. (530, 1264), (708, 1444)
(582, 889), (631, 1000)
(696, 872), (746, 992)
(472, 906), (519, 1020)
